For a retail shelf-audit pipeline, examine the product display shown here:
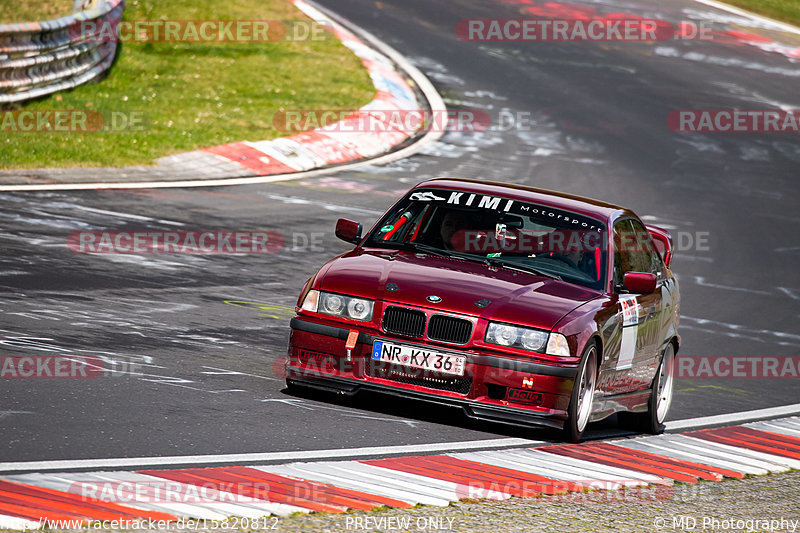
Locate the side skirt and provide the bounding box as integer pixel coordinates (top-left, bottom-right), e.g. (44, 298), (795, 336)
(590, 389), (651, 423)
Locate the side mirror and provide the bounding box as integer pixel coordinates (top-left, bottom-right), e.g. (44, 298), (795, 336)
(623, 272), (657, 294)
(335, 218), (362, 244)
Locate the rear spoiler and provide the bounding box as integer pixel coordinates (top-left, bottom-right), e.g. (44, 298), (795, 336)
(645, 224), (673, 268)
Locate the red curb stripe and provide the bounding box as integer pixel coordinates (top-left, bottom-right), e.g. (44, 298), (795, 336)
(289, 131), (360, 164)
(0, 480), (176, 522)
(204, 143), (295, 174)
(694, 427), (800, 453)
(222, 466), (411, 509)
(726, 426), (800, 449)
(594, 443), (743, 479)
(542, 447), (694, 483)
(414, 455), (585, 494)
(142, 467), (408, 512)
(588, 443), (725, 481)
(406, 457), (546, 496)
(688, 429), (800, 460)
(690, 433), (800, 460)
(362, 457), (513, 498)
(0, 500), (85, 523)
(0, 491), (109, 522)
(139, 468), (348, 513)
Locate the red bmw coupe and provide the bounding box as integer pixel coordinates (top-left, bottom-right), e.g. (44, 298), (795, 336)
(286, 178), (680, 441)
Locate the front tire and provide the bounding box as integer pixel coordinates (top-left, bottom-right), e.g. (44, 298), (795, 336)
(563, 342), (597, 443)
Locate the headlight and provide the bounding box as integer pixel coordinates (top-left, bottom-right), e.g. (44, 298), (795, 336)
(347, 298), (372, 320)
(546, 332), (571, 357)
(302, 290), (374, 322)
(322, 293), (345, 315)
(485, 323), (547, 352)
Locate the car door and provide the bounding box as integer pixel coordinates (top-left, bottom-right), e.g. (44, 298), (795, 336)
(605, 218), (664, 393)
(628, 219), (671, 377)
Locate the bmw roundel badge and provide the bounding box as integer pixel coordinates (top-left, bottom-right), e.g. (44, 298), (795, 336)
(427, 295), (442, 303)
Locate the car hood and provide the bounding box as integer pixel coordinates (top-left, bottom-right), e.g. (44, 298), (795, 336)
(317, 249), (601, 330)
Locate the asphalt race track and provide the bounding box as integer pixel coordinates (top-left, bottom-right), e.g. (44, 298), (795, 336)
(1, 0), (799, 463)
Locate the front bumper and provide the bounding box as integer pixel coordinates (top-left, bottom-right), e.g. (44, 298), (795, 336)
(287, 316), (579, 430)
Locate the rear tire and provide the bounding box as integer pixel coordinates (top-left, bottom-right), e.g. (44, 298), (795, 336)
(563, 342), (597, 443)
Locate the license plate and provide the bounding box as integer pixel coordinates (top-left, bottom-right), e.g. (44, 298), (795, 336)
(371, 340), (466, 377)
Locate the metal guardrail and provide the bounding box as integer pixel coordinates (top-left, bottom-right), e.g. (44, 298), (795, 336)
(0, 0), (124, 106)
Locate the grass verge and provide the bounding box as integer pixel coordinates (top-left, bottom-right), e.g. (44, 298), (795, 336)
(0, 1), (74, 23)
(717, 0), (800, 27)
(1, 0), (374, 169)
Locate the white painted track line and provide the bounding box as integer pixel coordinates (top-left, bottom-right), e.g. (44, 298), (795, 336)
(665, 403), (800, 431)
(2, 417), (800, 526)
(2, 407), (800, 474)
(0, 438), (538, 474)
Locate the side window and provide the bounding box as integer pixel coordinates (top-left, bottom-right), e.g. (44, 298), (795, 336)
(613, 218), (662, 288)
(629, 219), (663, 276)
(613, 219), (633, 287)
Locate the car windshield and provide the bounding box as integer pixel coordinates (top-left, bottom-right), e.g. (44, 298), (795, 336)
(364, 188), (608, 290)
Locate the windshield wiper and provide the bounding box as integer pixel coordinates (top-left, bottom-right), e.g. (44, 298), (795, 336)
(399, 241), (452, 258)
(401, 242), (487, 264)
(484, 257), (562, 281)
(399, 242), (561, 280)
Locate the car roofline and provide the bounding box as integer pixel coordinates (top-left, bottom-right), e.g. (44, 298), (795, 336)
(414, 177), (628, 220)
